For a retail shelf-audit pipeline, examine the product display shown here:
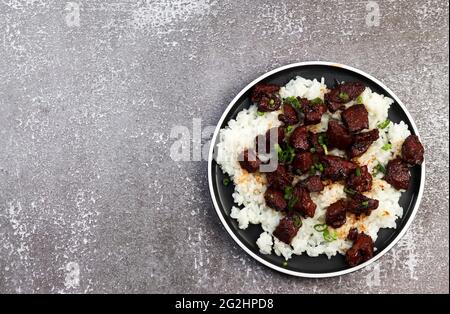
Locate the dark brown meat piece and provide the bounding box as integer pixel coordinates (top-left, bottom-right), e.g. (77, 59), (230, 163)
(325, 95), (346, 112)
(347, 228), (358, 241)
(250, 83), (281, 112)
(346, 166), (372, 193)
(273, 215), (301, 244)
(299, 175), (324, 193)
(325, 82), (365, 112)
(345, 232), (374, 267)
(347, 192), (379, 216)
(279, 103), (299, 125)
(266, 164), (293, 190)
(255, 127), (285, 154)
(401, 135), (424, 165)
(347, 129), (379, 158)
(289, 126), (310, 152)
(325, 199), (347, 228)
(251, 83), (280, 102)
(341, 105), (369, 132)
(321, 155), (357, 181)
(292, 186), (316, 218)
(264, 188), (287, 211)
(339, 82), (366, 99)
(326, 120), (352, 150)
(292, 152), (314, 173)
(384, 158), (411, 190)
(339, 82), (365, 99)
(238, 149), (261, 173)
(301, 99), (327, 125)
(308, 132), (325, 154)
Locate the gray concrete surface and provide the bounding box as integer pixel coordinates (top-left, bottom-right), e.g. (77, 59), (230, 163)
(0, 0), (448, 294)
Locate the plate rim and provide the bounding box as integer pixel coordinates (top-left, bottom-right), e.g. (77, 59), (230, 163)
(207, 61), (425, 278)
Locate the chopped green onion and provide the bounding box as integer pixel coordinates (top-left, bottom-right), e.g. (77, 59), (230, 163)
(362, 201), (369, 207)
(344, 187), (356, 195)
(284, 96), (301, 110)
(382, 143), (392, 151)
(257, 110), (265, 116)
(293, 215), (302, 228)
(338, 92), (349, 102)
(323, 229), (338, 242)
(269, 99), (275, 105)
(310, 97), (323, 105)
(309, 166), (316, 175)
(314, 224), (338, 242)
(287, 196), (298, 211)
(356, 95), (363, 104)
(318, 134), (326, 146)
(315, 163), (324, 172)
(280, 145), (296, 164)
(314, 223), (328, 232)
(377, 119), (391, 129)
(288, 148), (296, 164)
(373, 163), (386, 175)
(355, 167), (361, 177)
(222, 178), (231, 187)
(284, 186), (293, 200)
(310, 147), (316, 153)
(286, 125), (295, 136)
(282, 261), (288, 267)
(317, 135), (329, 154)
(275, 143), (295, 164)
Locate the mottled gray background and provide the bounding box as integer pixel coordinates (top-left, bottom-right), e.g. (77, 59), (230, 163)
(0, 0), (448, 294)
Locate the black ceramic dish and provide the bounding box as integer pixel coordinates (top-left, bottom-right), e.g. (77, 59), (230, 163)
(207, 62), (425, 277)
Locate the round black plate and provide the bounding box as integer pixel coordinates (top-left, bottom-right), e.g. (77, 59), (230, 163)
(208, 62), (425, 277)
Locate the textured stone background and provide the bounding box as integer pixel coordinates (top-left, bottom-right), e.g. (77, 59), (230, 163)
(0, 0), (448, 294)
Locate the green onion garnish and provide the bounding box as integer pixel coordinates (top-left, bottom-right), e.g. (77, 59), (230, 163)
(377, 119), (391, 129)
(362, 201), (369, 207)
(284, 186), (293, 200)
(309, 166), (316, 175)
(284, 145), (296, 164)
(317, 134), (328, 154)
(318, 134), (326, 146)
(310, 147), (316, 153)
(372, 163), (386, 175)
(223, 178), (231, 186)
(314, 224), (338, 242)
(356, 95), (363, 104)
(338, 92), (349, 102)
(382, 143), (392, 151)
(269, 99), (275, 105)
(276, 143), (295, 164)
(344, 187), (356, 195)
(355, 167), (361, 177)
(284, 96), (301, 110)
(310, 97), (323, 105)
(314, 223), (328, 232)
(315, 163), (324, 172)
(257, 110), (265, 116)
(293, 215), (302, 228)
(323, 229), (338, 242)
(282, 261), (288, 267)
(286, 125), (295, 136)
(287, 196), (298, 211)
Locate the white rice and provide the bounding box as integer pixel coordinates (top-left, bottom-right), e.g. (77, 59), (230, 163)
(216, 76), (411, 260)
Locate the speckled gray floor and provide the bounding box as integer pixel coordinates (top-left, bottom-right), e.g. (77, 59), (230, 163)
(0, 0), (448, 294)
